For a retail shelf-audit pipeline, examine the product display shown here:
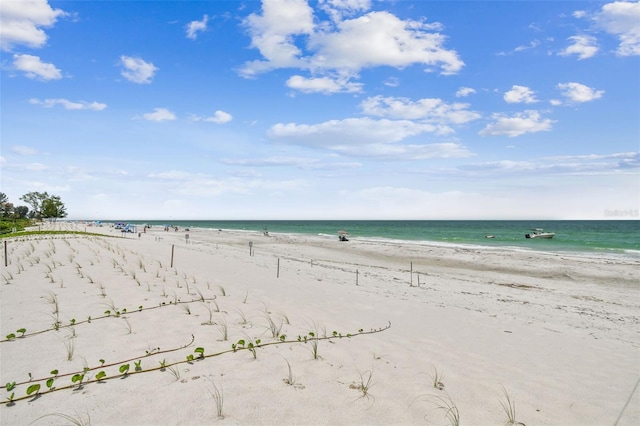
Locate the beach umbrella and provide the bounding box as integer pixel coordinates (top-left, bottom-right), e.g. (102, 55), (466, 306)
(337, 230), (349, 235)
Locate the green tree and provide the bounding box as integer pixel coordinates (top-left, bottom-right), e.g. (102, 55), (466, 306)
(0, 192), (12, 217)
(14, 206), (29, 219)
(20, 192), (67, 220)
(20, 191), (49, 219)
(41, 196), (67, 221)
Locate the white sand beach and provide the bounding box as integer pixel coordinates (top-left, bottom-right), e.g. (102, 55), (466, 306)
(1, 222), (639, 425)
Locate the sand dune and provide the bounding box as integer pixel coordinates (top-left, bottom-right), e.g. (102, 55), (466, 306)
(1, 222), (638, 425)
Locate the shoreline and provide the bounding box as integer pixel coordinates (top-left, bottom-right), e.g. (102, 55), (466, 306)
(76, 219), (640, 260)
(1, 222), (639, 424)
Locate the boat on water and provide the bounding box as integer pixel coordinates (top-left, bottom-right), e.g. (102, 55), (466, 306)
(525, 228), (555, 239)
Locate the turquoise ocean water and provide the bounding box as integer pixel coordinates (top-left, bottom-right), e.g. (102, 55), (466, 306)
(123, 220), (639, 258)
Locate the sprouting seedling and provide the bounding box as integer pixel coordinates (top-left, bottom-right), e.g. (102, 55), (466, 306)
(499, 385), (521, 425)
(99, 359), (105, 367)
(159, 359), (166, 370)
(134, 360), (142, 372)
(432, 367), (445, 390)
(64, 338), (75, 361)
(194, 347), (205, 359)
(282, 358), (295, 386)
(46, 377), (55, 391)
(95, 371), (107, 381)
(6, 382), (16, 392)
(26, 383), (41, 397)
(208, 378), (224, 419)
(5, 333), (16, 341)
(354, 369), (375, 402)
(122, 317), (132, 334)
(308, 331), (319, 360)
(167, 366), (181, 381)
(119, 363), (130, 376)
(248, 339), (260, 359)
(17, 328), (26, 337)
(266, 315), (283, 338)
(71, 373), (84, 389)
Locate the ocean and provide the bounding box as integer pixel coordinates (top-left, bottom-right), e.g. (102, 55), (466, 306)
(123, 220), (639, 259)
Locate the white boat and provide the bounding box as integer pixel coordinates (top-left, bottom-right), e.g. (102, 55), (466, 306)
(525, 228), (555, 239)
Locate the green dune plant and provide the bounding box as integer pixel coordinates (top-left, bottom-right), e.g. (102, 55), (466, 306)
(1, 323), (391, 405)
(306, 330), (320, 360)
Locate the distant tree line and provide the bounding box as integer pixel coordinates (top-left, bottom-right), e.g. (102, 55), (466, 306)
(0, 191), (68, 234)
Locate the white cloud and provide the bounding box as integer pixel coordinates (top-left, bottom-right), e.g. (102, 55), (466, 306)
(0, 0), (66, 51)
(497, 39), (541, 56)
(29, 98), (107, 110)
(594, 0), (640, 56)
(269, 117), (435, 146)
(142, 108), (176, 122)
(241, 0), (315, 76)
(12, 53), (61, 80)
(190, 110), (233, 124)
(504, 85), (538, 104)
(11, 145), (39, 155)
(119, 55), (157, 84)
(359, 95), (481, 125)
(455, 87), (476, 97)
(558, 35), (599, 59)
(221, 156), (321, 168)
(479, 110), (554, 137)
(383, 77), (399, 87)
(286, 74), (362, 94)
(556, 82), (604, 103)
(515, 40), (541, 52)
(219, 156), (361, 171)
(185, 14), (209, 40)
(147, 170), (308, 197)
(241, 1), (464, 89)
(318, 0), (371, 22)
(268, 117), (472, 159)
(309, 11), (463, 75)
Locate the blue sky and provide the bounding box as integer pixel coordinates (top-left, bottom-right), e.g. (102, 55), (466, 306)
(1, 0), (639, 220)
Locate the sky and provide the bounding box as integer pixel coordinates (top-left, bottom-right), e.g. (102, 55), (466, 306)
(1, 0), (639, 220)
